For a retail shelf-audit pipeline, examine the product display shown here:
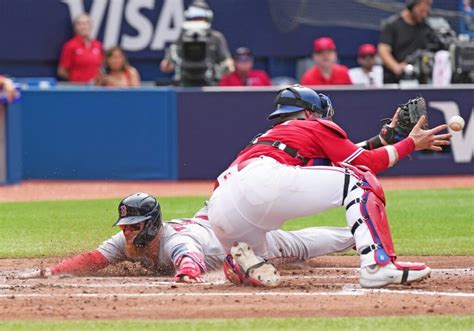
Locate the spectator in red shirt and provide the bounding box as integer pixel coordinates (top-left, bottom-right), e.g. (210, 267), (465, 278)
(58, 14), (104, 84)
(300, 37), (352, 86)
(219, 47), (271, 87)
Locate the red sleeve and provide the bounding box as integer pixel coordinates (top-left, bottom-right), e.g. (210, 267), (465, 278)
(219, 75), (231, 86)
(337, 65), (352, 85)
(343, 68), (352, 85)
(314, 124), (362, 162)
(352, 137), (415, 174)
(394, 137), (415, 159)
(97, 40), (105, 61)
(50, 250), (109, 275)
(315, 124), (390, 174)
(351, 149), (389, 174)
(300, 71), (312, 85)
(59, 41), (74, 69)
(261, 71), (272, 86)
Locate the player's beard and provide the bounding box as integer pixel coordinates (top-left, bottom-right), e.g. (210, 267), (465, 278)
(125, 232), (161, 268)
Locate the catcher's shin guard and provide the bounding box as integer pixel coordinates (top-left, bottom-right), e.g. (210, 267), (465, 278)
(344, 165), (394, 266)
(358, 190), (395, 265)
(223, 242), (280, 287)
(344, 165), (430, 287)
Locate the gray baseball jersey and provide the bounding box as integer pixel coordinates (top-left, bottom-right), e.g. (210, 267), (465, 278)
(98, 215), (353, 274)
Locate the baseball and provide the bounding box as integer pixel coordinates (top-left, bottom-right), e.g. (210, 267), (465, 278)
(448, 115), (465, 132)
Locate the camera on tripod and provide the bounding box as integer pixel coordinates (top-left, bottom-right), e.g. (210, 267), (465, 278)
(173, 21), (214, 87)
(401, 16), (474, 84)
(167, 1), (222, 87)
(450, 35), (474, 83)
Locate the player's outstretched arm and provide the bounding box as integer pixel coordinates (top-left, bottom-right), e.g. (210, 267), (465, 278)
(358, 97), (440, 151)
(357, 110), (400, 150)
(353, 115), (451, 173)
(17, 250), (110, 279)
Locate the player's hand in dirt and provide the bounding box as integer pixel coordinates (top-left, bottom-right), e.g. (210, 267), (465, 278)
(176, 275), (204, 284)
(409, 116), (451, 151)
(16, 268), (52, 279)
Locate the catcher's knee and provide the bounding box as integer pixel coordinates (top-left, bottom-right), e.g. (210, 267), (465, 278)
(340, 163), (385, 205)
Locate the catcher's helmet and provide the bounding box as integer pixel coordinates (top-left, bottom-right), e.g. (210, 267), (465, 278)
(114, 193), (162, 247)
(268, 84), (334, 120)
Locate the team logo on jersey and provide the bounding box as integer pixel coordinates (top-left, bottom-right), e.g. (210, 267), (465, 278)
(120, 205), (128, 217)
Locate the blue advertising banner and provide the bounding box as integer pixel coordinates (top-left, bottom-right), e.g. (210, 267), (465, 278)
(177, 87), (473, 179)
(6, 102), (23, 184)
(21, 87), (177, 180)
(2, 86), (472, 181)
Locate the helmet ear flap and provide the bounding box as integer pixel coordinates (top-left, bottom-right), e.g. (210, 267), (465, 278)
(318, 93), (335, 118)
(319, 93), (328, 110)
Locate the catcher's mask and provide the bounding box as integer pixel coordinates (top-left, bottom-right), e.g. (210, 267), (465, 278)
(113, 193), (162, 247)
(268, 84), (334, 120)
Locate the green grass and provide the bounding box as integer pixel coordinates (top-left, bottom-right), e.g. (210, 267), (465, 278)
(281, 188), (474, 256)
(0, 189), (472, 258)
(0, 316), (473, 330)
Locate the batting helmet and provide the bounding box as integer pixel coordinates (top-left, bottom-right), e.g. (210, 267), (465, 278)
(268, 84), (334, 120)
(113, 193), (162, 247)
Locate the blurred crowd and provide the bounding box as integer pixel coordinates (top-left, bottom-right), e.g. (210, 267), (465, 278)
(2, 0), (471, 94)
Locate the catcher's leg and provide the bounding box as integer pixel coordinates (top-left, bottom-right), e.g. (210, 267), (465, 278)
(344, 170), (431, 288)
(265, 227), (355, 261)
(209, 160), (282, 287)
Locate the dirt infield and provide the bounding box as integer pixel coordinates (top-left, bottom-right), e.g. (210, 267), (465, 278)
(0, 175), (473, 202)
(0, 256), (472, 320)
(1, 177), (473, 320)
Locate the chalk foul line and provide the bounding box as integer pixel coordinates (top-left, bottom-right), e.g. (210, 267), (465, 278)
(0, 288), (472, 299)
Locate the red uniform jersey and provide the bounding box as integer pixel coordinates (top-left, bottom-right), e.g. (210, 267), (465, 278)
(59, 36), (103, 83)
(219, 70), (272, 87)
(232, 119), (393, 174)
(300, 64), (352, 86)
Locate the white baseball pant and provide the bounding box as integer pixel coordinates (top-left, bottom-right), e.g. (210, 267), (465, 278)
(208, 156), (381, 267)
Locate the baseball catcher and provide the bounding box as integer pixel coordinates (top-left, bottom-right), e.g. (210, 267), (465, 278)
(18, 192), (355, 282)
(208, 85), (450, 288)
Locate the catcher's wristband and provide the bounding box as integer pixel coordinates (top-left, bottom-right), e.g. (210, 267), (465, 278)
(380, 124), (408, 145)
(394, 138), (415, 161)
(365, 135), (383, 150)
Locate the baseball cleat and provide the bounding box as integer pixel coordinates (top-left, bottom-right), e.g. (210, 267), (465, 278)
(360, 261), (431, 288)
(224, 242), (280, 287)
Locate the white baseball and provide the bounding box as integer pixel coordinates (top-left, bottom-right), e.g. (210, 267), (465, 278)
(448, 115), (465, 132)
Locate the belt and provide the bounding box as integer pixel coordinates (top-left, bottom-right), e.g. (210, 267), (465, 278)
(213, 158), (259, 190)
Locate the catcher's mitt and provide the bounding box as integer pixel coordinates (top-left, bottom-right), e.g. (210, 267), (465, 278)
(380, 97), (428, 144)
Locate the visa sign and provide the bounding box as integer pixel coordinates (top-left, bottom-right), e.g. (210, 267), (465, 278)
(61, 0), (184, 51)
